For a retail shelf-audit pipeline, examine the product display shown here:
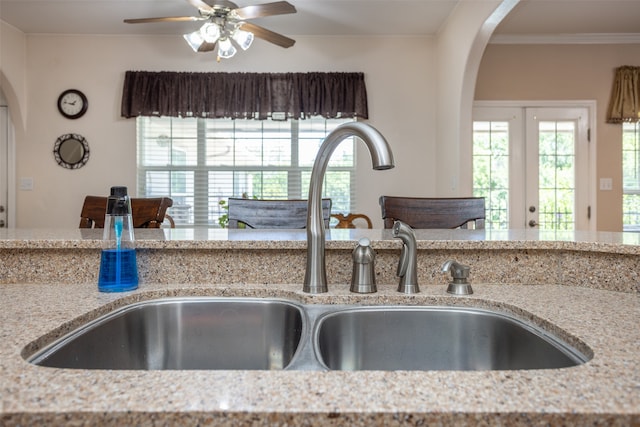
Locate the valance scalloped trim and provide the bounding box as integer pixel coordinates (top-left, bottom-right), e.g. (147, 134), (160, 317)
(120, 71), (368, 120)
(607, 65), (640, 124)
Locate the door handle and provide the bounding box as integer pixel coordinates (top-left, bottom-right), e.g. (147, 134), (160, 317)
(528, 220), (538, 227)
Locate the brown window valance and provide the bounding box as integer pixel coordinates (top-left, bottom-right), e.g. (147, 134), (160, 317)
(607, 66), (640, 124)
(121, 71), (368, 120)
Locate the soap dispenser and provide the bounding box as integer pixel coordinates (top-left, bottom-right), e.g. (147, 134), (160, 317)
(98, 186), (139, 292)
(350, 237), (377, 293)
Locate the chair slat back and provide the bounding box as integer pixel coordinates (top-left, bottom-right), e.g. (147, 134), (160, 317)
(227, 198), (332, 229)
(79, 196), (173, 228)
(379, 196), (485, 229)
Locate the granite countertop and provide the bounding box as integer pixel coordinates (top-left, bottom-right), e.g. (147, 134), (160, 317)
(3, 227), (640, 253)
(1, 229), (639, 425)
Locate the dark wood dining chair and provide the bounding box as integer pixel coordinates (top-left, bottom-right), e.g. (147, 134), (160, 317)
(79, 195), (174, 228)
(227, 198), (332, 229)
(331, 213), (373, 229)
(379, 196), (486, 229)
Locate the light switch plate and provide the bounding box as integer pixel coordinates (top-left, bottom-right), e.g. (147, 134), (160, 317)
(600, 177), (613, 191)
(19, 177), (34, 191)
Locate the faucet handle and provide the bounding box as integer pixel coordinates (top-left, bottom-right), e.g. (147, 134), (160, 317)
(441, 260), (473, 295)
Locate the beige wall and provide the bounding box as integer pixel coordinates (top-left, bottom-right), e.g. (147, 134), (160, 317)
(0, 1), (522, 230)
(0, 22), (26, 128)
(475, 43), (640, 232)
(4, 32), (438, 228)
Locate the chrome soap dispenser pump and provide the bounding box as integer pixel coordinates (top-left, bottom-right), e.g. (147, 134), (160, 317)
(350, 237), (377, 293)
(98, 186), (139, 292)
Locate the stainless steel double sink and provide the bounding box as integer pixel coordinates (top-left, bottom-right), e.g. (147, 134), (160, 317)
(28, 297), (590, 371)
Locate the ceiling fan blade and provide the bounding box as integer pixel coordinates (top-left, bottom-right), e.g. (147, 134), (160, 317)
(233, 1), (296, 20)
(240, 22), (295, 48)
(186, 0), (214, 12)
(124, 16), (205, 24)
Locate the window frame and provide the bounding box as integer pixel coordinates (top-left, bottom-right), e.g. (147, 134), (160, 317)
(136, 116), (356, 227)
(622, 122), (640, 231)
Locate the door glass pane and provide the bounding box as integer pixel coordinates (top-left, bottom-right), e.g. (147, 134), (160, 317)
(622, 123), (640, 230)
(537, 121), (576, 230)
(472, 121), (509, 229)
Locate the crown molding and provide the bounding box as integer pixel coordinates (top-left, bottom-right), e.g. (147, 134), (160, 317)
(490, 33), (640, 45)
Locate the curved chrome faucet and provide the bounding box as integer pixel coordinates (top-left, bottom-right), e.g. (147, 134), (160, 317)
(392, 220), (419, 294)
(303, 122), (395, 294)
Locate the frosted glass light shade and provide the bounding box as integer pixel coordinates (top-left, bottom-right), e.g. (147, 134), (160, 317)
(183, 30), (206, 52)
(200, 23), (221, 43)
(218, 38), (237, 58)
(232, 29), (254, 50)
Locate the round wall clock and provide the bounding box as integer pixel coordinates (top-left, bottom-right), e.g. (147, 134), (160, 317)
(57, 89), (88, 119)
(53, 133), (90, 169)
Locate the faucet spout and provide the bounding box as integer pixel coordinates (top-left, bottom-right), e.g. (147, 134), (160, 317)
(303, 122), (394, 294)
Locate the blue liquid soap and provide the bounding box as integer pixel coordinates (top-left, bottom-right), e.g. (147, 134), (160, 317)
(98, 248), (139, 292)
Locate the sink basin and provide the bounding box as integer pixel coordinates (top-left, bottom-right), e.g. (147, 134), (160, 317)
(29, 297), (303, 370)
(28, 298), (589, 372)
(315, 307), (588, 371)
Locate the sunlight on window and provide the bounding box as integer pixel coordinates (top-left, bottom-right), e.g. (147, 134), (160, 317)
(472, 120), (509, 229)
(537, 121), (576, 231)
(622, 122), (640, 231)
(137, 117), (354, 227)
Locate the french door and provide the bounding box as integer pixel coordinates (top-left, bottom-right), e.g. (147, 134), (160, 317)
(473, 105), (591, 231)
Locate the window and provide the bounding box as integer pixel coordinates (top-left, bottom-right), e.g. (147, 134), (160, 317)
(472, 120), (510, 229)
(622, 122), (640, 231)
(137, 116), (355, 227)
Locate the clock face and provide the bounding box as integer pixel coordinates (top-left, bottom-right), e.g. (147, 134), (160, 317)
(57, 89), (88, 119)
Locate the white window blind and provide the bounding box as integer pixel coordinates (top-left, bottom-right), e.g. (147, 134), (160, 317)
(137, 116), (355, 227)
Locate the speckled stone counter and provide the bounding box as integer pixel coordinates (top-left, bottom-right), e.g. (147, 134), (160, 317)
(1, 228), (639, 293)
(0, 228), (639, 426)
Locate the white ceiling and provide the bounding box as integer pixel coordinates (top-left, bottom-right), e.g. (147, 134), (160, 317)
(0, 0), (639, 39)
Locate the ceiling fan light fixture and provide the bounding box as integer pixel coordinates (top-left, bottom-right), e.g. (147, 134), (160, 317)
(129, 1), (297, 59)
(183, 30), (207, 52)
(232, 28), (254, 50)
(200, 22), (221, 43)
(218, 37), (237, 58)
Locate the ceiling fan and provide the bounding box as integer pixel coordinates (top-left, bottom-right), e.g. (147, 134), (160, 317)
(124, 0), (296, 60)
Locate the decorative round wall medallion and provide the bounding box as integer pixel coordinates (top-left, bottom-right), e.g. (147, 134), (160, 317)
(53, 133), (90, 169)
(57, 89), (88, 119)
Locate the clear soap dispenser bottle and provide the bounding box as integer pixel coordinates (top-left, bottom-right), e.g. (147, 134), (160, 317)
(98, 186), (139, 292)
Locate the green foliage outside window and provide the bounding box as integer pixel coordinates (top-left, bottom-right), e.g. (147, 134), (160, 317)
(536, 123), (575, 230)
(473, 119), (577, 231)
(622, 123), (640, 230)
(472, 121), (509, 229)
